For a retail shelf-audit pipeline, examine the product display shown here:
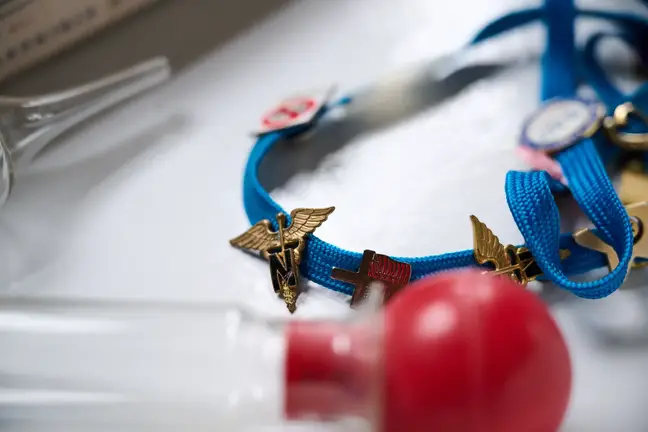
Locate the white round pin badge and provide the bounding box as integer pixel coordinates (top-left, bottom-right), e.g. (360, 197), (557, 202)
(520, 97), (604, 153)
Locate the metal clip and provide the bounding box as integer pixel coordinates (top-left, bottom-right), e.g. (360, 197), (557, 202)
(0, 57), (171, 208)
(573, 202), (648, 271)
(603, 102), (648, 150)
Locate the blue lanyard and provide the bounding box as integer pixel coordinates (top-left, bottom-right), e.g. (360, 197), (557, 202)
(244, 130), (608, 296)
(497, 0), (648, 298)
(240, 1), (648, 299)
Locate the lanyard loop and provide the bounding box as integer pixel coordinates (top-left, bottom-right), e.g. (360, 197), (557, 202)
(239, 2), (648, 298)
(502, 0), (648, 298)
(506, 142), (634, 298)
(242, 125), (608, 295)
(581, 32), (648, 113)
(580, 30), (648, 165)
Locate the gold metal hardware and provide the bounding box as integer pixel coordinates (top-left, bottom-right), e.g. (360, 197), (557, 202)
(230, 207), (335, 313)
(619, 159), (648, 205)
(573, 202), (648, 271)
(471, 215), (570, 285)
(603, 102), (648, 150)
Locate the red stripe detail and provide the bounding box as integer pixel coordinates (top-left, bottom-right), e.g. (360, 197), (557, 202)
(367, 254), (411, 285)
(261, 98), (317, 129)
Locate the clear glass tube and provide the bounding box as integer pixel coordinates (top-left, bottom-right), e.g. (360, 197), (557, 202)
(0, 57), (171, 209)
(0, 296), (379, 432)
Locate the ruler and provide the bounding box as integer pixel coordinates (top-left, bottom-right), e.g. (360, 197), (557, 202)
(0, 0), (160, 83)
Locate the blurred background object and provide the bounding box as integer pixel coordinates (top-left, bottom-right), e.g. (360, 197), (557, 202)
(0, 271), (572, 432)
(0, 0), (161, 84)
(0, 56), (171, 209)
(0, 0), (291, 93)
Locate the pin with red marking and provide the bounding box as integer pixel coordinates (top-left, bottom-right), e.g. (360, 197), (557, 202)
(255, 87), (336, 136)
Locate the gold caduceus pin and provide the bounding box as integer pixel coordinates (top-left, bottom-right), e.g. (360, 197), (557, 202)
(229, 207), (335, 313)
(471, 215), (570, 285)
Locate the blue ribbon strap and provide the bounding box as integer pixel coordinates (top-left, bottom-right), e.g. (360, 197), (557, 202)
(240, 1), (648, 298)
(503, 0), (636, 298)
(243, 116), (607, 295)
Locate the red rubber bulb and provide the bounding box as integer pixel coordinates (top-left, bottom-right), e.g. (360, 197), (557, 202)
(285, 270), (572, 432)
(383, 270), (572, 432)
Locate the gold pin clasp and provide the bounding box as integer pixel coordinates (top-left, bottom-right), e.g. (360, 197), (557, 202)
(603, 102), (648, 150)
(573, 202), (648, 271)
(230, 207), (335, 313)
(471, 216), (570, 285)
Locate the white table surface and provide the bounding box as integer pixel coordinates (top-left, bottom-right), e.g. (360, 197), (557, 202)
(4, 0), (648, 430)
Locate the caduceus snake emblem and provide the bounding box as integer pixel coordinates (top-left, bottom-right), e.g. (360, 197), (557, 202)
(471, 215), (570, 285)
(230, 207), (335, 313)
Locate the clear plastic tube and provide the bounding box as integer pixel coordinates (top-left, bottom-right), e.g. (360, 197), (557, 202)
(0, 296), (380, 432)
(0, 272), (573, 432)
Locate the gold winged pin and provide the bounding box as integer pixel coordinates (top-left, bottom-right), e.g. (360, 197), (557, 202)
(230, 207), (335, 313)
(471, 215), (570, 285)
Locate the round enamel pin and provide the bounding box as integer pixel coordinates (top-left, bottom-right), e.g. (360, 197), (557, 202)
(520, 97), (605, 153)
(518, 97), (605, 184)
(262, 97), (317, 130)
(255, 86), (336, 136)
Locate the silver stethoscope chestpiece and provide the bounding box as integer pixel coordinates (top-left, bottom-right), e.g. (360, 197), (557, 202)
(0, 56), (171, 208)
